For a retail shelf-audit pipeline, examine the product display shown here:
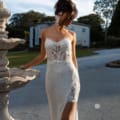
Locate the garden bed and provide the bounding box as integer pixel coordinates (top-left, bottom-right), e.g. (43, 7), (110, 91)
(106, 60), (120, 68)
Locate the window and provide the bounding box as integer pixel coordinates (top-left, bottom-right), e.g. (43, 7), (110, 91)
(82, 28), (86, 33)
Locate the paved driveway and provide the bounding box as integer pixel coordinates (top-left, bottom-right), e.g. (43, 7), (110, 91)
(9, 48), (120, 120)
(78, 48), (120, 69)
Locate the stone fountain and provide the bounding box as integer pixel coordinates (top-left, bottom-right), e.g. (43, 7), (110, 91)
(0, 0), (40, 120)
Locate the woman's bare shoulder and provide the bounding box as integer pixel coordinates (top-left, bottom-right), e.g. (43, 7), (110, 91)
(40, 28), (47, 42)
(67, 29), (76, 42)
(68, 29), (76, 36)
(41, 25), (53, 35)
(41, 27), (49, 39)
(41, 28), (47, 35)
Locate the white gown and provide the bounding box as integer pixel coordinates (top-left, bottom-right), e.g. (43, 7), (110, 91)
(45, 37), (80, 120)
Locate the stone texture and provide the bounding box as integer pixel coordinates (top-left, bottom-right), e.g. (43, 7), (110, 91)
(0, 1), (10, 18)
(0, 38), (25, 50)
(0, 68), (40, 92)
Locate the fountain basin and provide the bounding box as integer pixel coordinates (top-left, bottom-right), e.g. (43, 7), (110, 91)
(0, 38), (25, 50)
(0, 68), (40, 92)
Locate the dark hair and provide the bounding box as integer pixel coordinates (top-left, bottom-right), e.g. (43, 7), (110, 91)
(54, 0), (78, 17)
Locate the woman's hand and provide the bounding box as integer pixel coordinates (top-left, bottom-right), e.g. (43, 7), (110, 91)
(19, 64), (32, 69)
(19, 65), (26, 70)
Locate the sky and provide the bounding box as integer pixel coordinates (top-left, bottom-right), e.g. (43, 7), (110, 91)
(3, 0), (95, 18)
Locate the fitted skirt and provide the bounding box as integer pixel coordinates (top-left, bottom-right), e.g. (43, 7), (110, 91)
(45, 60), (80, 120)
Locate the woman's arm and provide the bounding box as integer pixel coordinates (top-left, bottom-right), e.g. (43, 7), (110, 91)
(71, 32), (78, 70)
(21, 29), (47, 69)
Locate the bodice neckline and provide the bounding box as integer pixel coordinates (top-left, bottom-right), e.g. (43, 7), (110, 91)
(45, 37), (72, 44)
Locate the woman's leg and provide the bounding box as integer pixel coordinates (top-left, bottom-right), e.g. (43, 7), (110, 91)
(61, 102), (77, 120)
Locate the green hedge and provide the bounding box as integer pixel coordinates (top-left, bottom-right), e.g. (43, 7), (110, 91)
(107, 36), (120, 48)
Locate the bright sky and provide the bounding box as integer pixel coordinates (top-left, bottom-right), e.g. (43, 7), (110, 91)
(4, 0), (95, 18)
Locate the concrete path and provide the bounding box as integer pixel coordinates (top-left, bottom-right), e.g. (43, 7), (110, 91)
(9, 48), (120, 120)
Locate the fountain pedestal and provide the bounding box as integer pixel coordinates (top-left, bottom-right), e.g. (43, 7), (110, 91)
(0, 68), (39, 120)
(0, 1), (40, 120)
(0, 92), (14, 120)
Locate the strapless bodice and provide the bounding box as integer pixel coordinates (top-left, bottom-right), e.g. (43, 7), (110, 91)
(45, 37), (72, 63)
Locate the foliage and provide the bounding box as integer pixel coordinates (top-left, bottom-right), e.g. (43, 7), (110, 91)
(93, 0), (118, 27)
(107, 36), (120, 47)
(93, 0), (119, 45)
(42, 16), (55, 22)
(78, 14), (104, 25)
(7, 10), (45, 38)
(108, 0), (120, 37)
(9, 10), (45, 28)
(77, 14), (104, 47)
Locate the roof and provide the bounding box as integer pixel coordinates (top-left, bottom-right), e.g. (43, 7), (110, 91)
(30, 21), (91, 28)
(72, 22), (91, 28)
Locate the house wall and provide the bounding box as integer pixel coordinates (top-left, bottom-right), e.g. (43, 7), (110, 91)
(68, 24), (90, 47)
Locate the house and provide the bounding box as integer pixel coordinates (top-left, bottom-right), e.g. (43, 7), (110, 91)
(29, 22), (90, 48)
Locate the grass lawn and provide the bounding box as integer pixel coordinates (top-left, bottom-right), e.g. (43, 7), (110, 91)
(7, 48), (96, 67)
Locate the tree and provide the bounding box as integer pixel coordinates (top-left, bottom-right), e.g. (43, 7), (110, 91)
(93, 0), (118, 44)
(77, 14), (104, 47)
(108, 0), (120, 37)
(7, 10), (46, 38)
(42, 16), (55, 22)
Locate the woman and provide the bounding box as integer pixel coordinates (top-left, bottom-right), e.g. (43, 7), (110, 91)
(21, 0), (80, 119)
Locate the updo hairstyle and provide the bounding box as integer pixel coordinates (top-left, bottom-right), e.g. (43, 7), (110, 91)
(54, 0), (78, 17)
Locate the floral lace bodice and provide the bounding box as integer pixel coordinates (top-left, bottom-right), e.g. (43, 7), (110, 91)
(45, 37), (72, 62)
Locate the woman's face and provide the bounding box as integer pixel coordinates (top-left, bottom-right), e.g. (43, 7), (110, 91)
(58, 12), (76, 26)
